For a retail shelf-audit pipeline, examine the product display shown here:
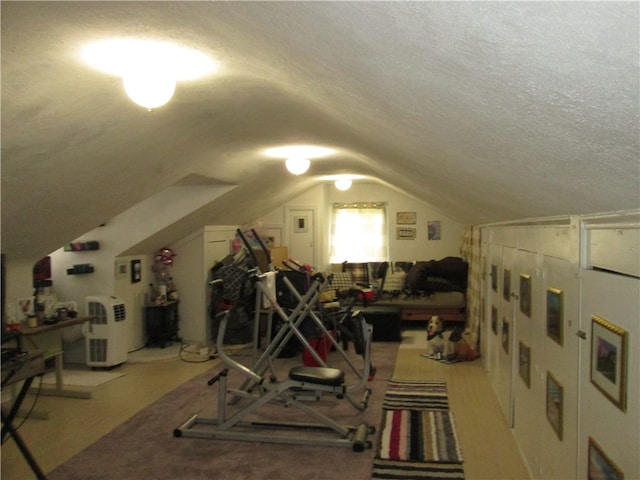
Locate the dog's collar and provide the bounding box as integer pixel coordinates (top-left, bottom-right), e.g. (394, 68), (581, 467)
(427, 330), (444, 341)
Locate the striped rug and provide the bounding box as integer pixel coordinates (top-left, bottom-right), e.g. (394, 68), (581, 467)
(377, 409), (464, 463)
(372, 459), (466, 479)
(382, 380), (449, 411)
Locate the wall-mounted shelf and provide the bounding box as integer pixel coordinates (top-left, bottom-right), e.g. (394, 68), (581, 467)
(66, 264), (94, 275)
(64, 241), (100, 252)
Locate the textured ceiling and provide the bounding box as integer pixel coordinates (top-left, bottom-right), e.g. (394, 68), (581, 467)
(2, 1), (639, 260)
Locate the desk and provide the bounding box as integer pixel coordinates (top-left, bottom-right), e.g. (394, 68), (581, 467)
(22, 317), (93, 399)
(1, 349), (47, 479)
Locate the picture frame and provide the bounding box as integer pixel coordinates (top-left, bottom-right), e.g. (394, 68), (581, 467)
(519, 273), (532, 317)
(130, 259), (141, 284)
(590, 315), (628, 412)
(491, 305), (498, 335)
(503, 268), (511, 302)
(293, 216), (308, 233)
(115, 260), (128, 280)
(546, 287), (564, 346)
(396, 227), (416, 240)
(396, 211), (416, 224)
(501, 317), (509, 354)
(588, 437), (623, 480)
(519, 341), (531, 388)
(546, 371), (563, 441)
(491, 264), (497, 292)
(427, 221), (441, 240)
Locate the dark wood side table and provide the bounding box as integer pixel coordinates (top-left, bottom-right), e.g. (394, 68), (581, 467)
(145, 301), (181, 348)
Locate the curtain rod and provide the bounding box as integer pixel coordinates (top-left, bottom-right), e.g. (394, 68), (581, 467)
(333, 202), (387, 209)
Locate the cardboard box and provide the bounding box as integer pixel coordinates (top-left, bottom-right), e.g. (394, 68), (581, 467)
(254, 246), (289, 272)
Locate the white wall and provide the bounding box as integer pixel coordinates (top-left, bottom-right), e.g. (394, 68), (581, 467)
(260, 182), (466, 269)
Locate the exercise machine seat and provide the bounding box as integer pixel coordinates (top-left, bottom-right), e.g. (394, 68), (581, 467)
(289, 366), (345, 386)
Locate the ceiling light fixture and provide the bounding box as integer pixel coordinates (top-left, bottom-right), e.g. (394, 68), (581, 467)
(285, 157), (311, 175)
(83, 39), (218, 110)
(334, 178), (352, 191)
(264, 145), (336, 176)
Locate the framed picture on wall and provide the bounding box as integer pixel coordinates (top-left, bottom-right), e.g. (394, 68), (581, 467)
(293, 216), (308, 233)
(501, 318), (509, 354)
(396, 227), (416, 239)
(546, 371), (563, 441)
(396, 212), (416, 224)
(590, 315), (628, 412)
(491, 305), (498, 335)
(130, 259), (141, 284)
(427, 221), (441, 240)
(546, 288), (564, 345)
(588, 437), (623, 480)
(491, 264), (497, 292)
(519, 273), (532, 317)
(519, 341), (531, 388)
(115, 260), (128, 280)
(503, 268), (511, 302)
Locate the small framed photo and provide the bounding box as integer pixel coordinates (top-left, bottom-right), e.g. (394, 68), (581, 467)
(130, 259), (141, 284)
(546, 371), (563, 440)
(396, 212), (416, 224)
(588, 437), (623, 480)
(519, 273), (532, 317)
(501, 317), (510, 354)
(491, 264), (497, 292)
(427, 221), (441, 240)
(503, 268), (511, 302)
(590, 315), (628, 411)
(396, 227), (416, 239)
(115, 260), (128, 280)
(546, 287), (564, 346)
(519, 341), (531, 388)
(293, 216), (308, 233)
(491, 305), (498, 335)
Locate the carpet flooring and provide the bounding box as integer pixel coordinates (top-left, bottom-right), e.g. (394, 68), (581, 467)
(47, 342), (399, 480)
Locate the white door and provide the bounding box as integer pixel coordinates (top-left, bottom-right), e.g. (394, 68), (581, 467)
(578, 269), (639, 480)
(285, 207), (316, 267)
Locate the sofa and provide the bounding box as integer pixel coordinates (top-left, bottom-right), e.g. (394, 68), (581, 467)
(327, 258), (468, 341)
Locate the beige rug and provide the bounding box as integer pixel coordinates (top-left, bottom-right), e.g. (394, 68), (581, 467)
(42, 369), (125, 387)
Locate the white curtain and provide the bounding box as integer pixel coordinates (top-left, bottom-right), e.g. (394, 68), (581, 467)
(330, 203), (387, 263)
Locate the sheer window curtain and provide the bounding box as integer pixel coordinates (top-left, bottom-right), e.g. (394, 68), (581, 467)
(330, 203), (388, 263)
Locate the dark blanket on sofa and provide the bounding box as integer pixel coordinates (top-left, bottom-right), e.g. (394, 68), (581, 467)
(403, 257), (468, 294)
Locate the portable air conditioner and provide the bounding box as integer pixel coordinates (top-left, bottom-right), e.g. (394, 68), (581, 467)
(84, 295), (128, 367)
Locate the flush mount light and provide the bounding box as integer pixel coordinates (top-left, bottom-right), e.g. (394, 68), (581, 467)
(334, 178), (352, 191)
(264, 145), (335, 176)
(83, 39), (218, 110)
(285, 157), (311, 175)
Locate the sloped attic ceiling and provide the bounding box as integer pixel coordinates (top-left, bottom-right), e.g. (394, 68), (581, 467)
(2, 1), (638, 261)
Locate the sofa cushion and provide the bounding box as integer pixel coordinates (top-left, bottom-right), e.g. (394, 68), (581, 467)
(330, 272), (353, 292)
(342, 262), (369, 285)
(383, 270), (406, 292)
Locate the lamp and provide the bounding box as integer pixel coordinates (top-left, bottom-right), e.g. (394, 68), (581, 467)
(83, 39), (217, 110)
(123, 67), (176, 110)
(285, 157), (311, 175)
(334, 178), (352, 191)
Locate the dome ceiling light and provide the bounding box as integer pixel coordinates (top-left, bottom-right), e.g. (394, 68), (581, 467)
(334, 178), (352, 191)
(264, 145), (336, 176)
(285, 157), (311, 175)
(83, 39), (218, 110)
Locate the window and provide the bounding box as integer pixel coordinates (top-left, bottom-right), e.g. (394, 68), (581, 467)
(330, 203), (388, 262)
